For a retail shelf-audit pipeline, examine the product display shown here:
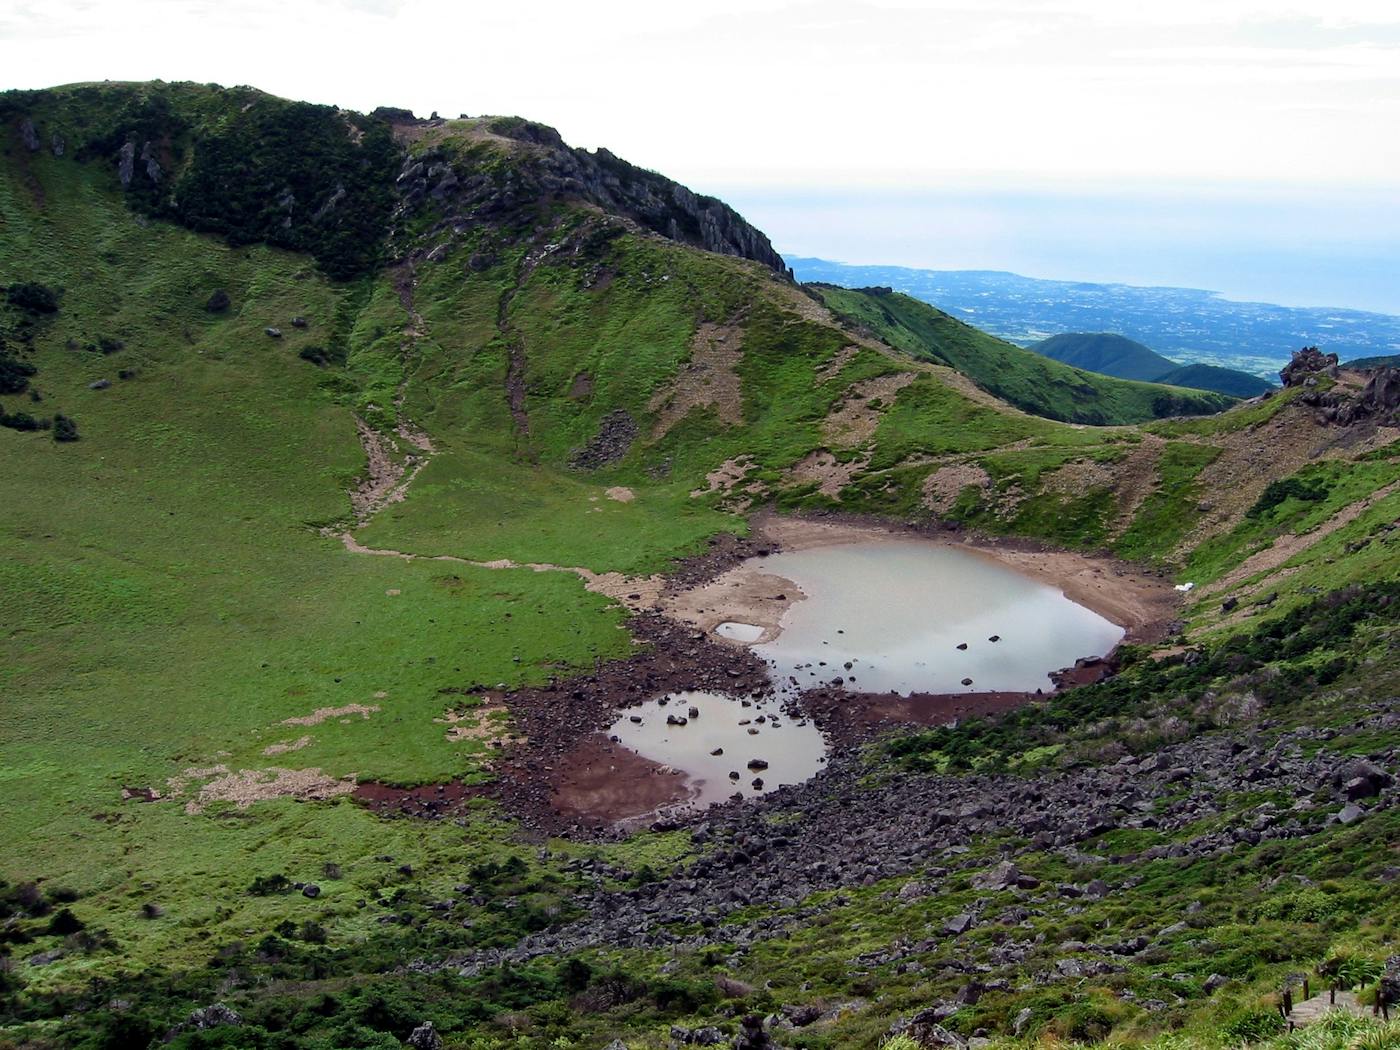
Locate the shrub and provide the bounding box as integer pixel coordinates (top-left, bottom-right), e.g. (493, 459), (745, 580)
(0, 405), (46, 431)
(5, 282), (58, 314)
(1257, 888), (1342, 923)
(0, 353), (37, 395)
(89, 335), (125, 355)
(248, 873), (292, 897)
(52, 414), (79, 442)
(1249, 476), (1330, 517)
(1222, 1008), (1285, 1042)
(46, 909), (84, 936)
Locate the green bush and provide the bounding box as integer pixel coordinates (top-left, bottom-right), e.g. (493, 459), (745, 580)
(5, 282), (59, 314)
(0, 404), (47, 431)
(0, 351), (38, 395)
(51, 414), (79, 442)
(1249, 476), (1330, 517)
(1223, 1008), (1286, 1042)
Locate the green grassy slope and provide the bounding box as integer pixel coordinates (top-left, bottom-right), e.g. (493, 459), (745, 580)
(813, 285), (1235, 424)
(1031, 331), (1176, 381)
(1155, 362), (1275, 398)
(1, 82), (1398, 1050)
(0, 119), (641, 984)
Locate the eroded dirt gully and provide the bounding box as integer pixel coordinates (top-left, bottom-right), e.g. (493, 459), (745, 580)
(352, 510), (1183, 835)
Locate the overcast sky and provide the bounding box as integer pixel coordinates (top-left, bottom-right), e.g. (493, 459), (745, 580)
(4, 0), (1400, 309)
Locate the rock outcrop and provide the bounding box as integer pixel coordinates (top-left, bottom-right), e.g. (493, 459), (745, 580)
(388, 115), (790, 277)
(1280, 346), (1339, 387)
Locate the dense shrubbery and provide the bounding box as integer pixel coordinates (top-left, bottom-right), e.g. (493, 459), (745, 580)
(76, 87), (400, 279)
(1249, 476), (1331, 517)
(0, 348), (38, 395)
(0, 402), (48, 431)
(174, 98), (397, 279)
(5, 282), (59, 314)
(51, 413), (79, 442)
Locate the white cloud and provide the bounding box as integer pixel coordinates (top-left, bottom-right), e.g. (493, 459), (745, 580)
(1, 0), (1397, 186)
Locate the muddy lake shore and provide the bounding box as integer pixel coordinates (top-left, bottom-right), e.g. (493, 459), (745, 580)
(356, 512), (1183, 833)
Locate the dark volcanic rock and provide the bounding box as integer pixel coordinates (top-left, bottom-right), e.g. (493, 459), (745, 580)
(570, 409), (638, 469)
(387, 120), (790, 276)
(1281, 346), (1340, 387)
(406, 1020), (443, 1050)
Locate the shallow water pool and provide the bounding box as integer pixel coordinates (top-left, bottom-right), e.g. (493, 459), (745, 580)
(607, 690), (827, 808)
(754, 540), (1123, 696)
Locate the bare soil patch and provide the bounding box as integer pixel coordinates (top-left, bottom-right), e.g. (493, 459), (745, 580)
(181, 766), (356, 814)
(1178, 404), (1396, 552)
(1107, 437), (1165, 539)
(263, 735), (313, 756)
(1200, 479), (1400, 597)
(648, 322), (746, 439)
(605, 486), (635, 503)
(350, 420), (431, 524)
(1042, 458), (1117, 496)
(282, 703), (379, 727)
(922, 463), (992, 515)
(435, 704), (519, 746)
(815, 344), (861, 383)
(546, 733), (694, 824)
(568, 371), (594, 400)
(785, 450), (866, 499)
(822, 373), (916, 449)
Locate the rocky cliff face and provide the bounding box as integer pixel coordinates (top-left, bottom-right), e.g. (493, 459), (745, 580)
(1284, 347), (1400, 427)
(390, 115), (791, 277)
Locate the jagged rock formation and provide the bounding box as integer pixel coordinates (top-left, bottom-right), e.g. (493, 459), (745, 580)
(1280, 346), (1339, 387)
(389, 113), (790, 276)
(1279, 346), (1400, 426)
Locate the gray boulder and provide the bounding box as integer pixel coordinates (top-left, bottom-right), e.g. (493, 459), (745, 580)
(406, 1020), (442, 1050)
(972, 860), (1019, 890)
(118, 141), (136, 187)
(944, 913), (975, 936)
(182, 1003), (242, 1031)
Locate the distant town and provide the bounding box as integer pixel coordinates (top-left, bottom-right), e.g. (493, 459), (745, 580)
(789, 257), (1400, 378)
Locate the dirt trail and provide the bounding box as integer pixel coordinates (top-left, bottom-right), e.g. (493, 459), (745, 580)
(1107, 436), (1166, 539)
(348, 266), (439, 525)
(1200, 479), (1400, 598)
(338, 531), (662, 612)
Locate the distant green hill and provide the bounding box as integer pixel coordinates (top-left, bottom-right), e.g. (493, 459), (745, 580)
(1345, 354), (1400, 369)
(1032, 331), (1275, 398)
(1154, 363), (1275, 398)
(812, 286), (1234, 424)
(1031, 332), (1175, 381)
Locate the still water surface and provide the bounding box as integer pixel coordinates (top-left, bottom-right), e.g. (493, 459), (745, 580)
(753, 541), (1124, 696)
(611, 540), (1123, 808)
